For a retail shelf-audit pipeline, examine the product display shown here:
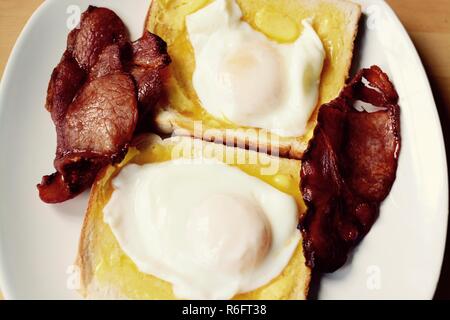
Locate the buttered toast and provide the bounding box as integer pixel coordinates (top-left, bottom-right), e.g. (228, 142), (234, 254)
(76, 134), (310, 299)
(146, 0), (361, 159)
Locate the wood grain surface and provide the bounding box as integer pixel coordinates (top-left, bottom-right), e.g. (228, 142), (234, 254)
(0, 0), (449, 300)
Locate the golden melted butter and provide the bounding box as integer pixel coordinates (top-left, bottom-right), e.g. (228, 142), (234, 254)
(148, 0), (350, 142)
(254, 7), (299, 43)
(88, 137), (309, 299)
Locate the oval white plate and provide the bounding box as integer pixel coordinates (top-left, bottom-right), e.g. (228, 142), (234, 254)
(0, 0), (447, 299)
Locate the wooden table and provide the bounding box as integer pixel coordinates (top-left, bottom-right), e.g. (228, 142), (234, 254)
(0, 0), (449, 300)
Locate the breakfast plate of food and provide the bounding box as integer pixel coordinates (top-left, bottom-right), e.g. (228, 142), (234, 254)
(0, 0), (447, 300)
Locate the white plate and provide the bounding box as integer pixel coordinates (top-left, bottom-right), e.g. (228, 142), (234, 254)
(0, 0), (447, 300)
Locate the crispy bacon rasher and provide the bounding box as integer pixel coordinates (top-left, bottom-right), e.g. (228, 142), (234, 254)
(299, 66), (401, 272)
(38, 6), (170, 203)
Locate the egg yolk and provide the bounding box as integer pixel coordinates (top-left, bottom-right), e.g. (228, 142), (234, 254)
(187, 193), (272, 274)
(219, 41), (282, 118)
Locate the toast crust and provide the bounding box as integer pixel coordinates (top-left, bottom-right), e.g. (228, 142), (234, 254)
(76, 135), (311, 299)
(146, 0), (362, 159)
(76, 165), (111, 298)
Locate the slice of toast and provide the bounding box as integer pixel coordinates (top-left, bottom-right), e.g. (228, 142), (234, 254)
(76, 134), (310, 299)
(146, 0), (361, 159)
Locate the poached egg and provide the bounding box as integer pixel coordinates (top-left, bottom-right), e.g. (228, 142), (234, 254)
(186, 0), (325, 137)
(103, 159), (300, 299)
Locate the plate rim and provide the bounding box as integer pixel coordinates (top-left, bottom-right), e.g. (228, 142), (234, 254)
(0, 0), (53, 300)
(376, 0), (449, 299)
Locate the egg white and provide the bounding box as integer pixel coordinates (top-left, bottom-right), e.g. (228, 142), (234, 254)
(103, 159), (300, 299)
(186, 0), (325, 137)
